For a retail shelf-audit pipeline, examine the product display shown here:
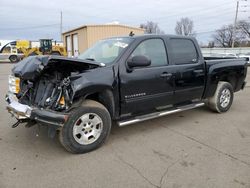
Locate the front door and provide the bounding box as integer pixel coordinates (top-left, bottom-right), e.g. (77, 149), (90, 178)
(119, 38), (175, 115)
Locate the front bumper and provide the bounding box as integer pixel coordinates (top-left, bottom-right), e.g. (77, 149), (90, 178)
(6, 93), (69, 127)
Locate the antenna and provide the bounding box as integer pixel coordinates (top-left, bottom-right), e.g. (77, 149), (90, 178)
(129, 31), (135, 37)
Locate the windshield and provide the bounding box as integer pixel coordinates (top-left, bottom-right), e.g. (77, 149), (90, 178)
(78, 38), (133, 64)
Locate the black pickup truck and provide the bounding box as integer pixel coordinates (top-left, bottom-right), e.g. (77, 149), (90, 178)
(6, 35), (247, 153)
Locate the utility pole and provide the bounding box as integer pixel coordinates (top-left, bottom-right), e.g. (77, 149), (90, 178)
(232, 1), (239, 48)
(60, 11), (63, 41)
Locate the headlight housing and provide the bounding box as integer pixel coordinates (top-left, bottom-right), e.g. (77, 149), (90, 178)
(8, 75), (20, 94)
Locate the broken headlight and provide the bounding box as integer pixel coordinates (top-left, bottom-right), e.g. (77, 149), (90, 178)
(8, 75), (20, 94)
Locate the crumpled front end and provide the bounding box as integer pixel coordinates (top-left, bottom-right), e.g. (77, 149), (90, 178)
(6, 55), (101, 127)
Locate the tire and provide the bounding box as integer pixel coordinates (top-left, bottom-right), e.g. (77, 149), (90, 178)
(206, 81), (234, 113)
(59, 100), (111, 154)
(51, 51), (61, 56)
(9, 55), (18, 63)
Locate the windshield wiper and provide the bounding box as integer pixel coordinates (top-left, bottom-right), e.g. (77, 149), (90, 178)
(85, 58), (96, 61)
(82, 58), (105, 67)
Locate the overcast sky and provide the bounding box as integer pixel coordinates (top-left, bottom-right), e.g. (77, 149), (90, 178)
(0, 0), (249, 44)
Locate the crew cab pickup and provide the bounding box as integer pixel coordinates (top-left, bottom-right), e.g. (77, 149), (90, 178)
(6, 35), (248, 153)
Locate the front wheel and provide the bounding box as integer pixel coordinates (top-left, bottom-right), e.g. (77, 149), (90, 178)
(9, 55), (18, 63)
(59, 100), (111, 154)
(206, 81), (234, 113)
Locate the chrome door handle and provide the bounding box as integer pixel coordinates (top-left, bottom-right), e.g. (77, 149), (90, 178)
(193, 69), (204, 76)
(193, 69), (204, 73)
(160, 72), (172, 78)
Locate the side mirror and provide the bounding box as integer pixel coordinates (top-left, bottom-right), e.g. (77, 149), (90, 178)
(127, 55), (151, 70)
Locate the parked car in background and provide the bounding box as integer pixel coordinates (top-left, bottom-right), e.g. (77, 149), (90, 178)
(0, 41), (24, 62)
(238, 54), (250, 65)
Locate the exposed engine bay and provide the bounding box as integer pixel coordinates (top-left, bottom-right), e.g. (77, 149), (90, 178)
(17, 70), (73, 111)
(12, 56), (103, 112)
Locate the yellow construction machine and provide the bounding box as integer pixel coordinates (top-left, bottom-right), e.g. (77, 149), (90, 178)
(18, 39), (67, 58)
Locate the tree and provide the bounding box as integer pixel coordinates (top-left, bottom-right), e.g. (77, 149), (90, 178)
(175, 17), (195, 36)
(140, 21), (165, 34)
(212, 24), (243, 47)
(238, 20), (250, 38)
(213, 25), (233, 47)
(208, 41), (215, 48)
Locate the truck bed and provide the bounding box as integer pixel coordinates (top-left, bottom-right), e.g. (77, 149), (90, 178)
(204, 56), (237, 60)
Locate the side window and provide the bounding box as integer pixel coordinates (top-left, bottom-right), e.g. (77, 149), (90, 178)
(130, 39), (168, 67)
(169, 39), (198, 65)
(2, 45), (11, 53)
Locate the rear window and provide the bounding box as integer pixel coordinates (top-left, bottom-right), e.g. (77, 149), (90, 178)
(169, 39), (198, 65)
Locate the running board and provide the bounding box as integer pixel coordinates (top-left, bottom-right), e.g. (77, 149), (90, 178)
(118, 102), (205, 127)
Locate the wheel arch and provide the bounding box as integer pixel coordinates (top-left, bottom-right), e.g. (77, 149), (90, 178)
(82, 89), (116, 120)
(218, 74), (237, 91)
(204, 70), (239, 98)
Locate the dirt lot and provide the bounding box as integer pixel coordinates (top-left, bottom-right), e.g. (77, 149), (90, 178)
(0, 63), (250, 188)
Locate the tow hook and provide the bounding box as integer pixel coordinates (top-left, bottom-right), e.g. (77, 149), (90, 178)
(11, 119), (33, 128)
(11, 120), (21, 128)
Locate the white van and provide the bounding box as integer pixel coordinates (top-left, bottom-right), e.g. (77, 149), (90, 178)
(0, 41), (24, 63)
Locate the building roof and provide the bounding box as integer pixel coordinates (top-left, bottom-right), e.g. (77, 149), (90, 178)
(62, 24), (144, 35)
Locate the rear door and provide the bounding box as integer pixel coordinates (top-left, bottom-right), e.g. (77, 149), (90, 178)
(167, 38), (205, 103)
(119, 37), (175, 115)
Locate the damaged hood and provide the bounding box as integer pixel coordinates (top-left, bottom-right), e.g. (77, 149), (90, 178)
(12, 55), (105, 80)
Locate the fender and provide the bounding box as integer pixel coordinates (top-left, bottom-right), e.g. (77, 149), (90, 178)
(81, 89), (117, 120)
(203, 59), (247, 98)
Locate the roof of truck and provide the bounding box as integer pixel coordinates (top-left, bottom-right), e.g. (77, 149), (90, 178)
(108, 34), (196, 40)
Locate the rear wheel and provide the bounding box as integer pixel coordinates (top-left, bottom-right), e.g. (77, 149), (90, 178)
(59, 100), (111, 154)
(9, 55), (18, 63)
(206, 81), (234, 113)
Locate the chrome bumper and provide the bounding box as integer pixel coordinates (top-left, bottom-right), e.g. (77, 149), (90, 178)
(6, 93), (68, 127)
(6, 93), (32, 119)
